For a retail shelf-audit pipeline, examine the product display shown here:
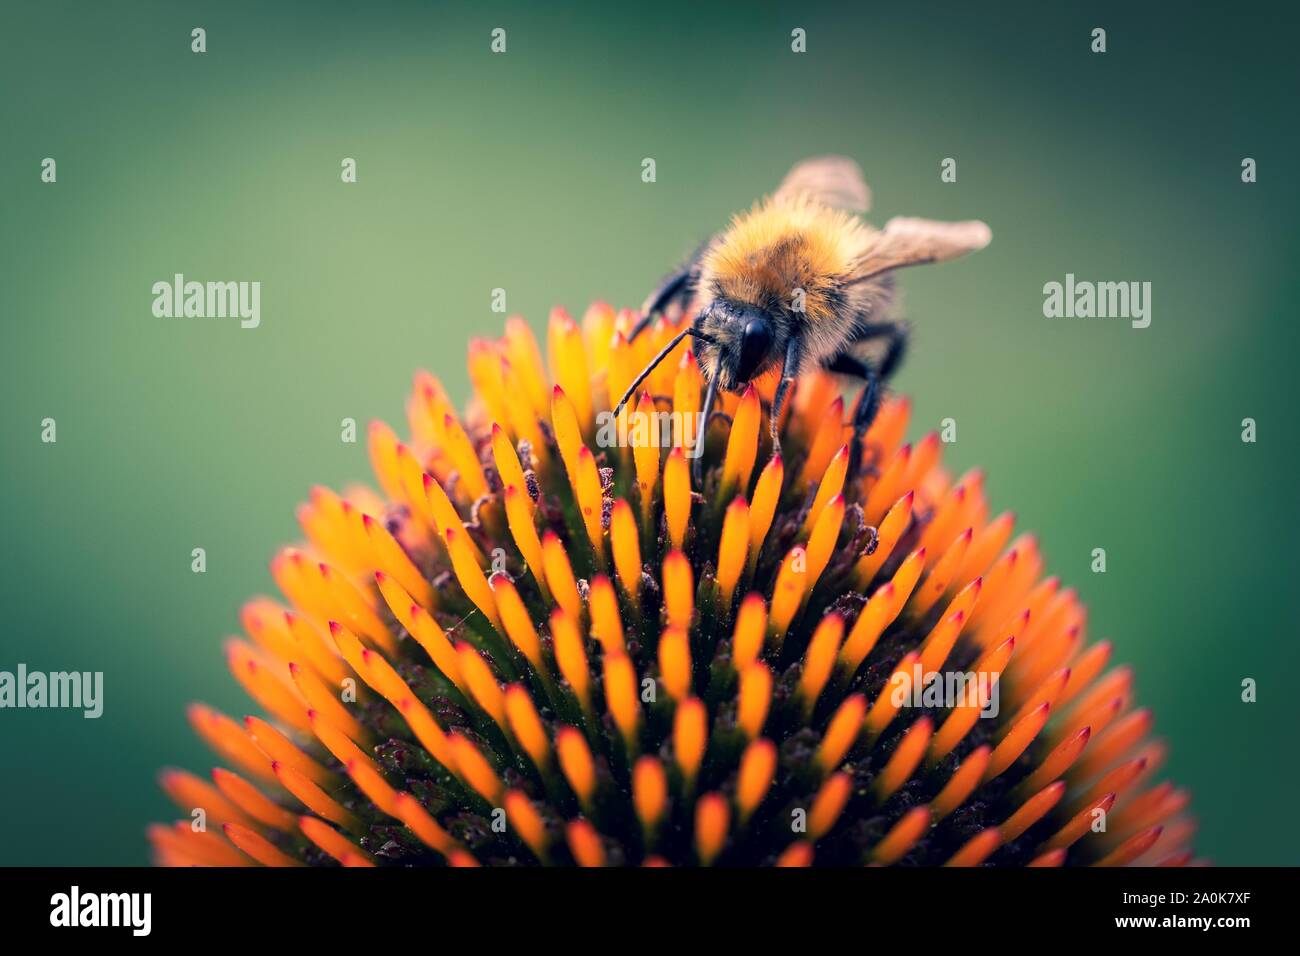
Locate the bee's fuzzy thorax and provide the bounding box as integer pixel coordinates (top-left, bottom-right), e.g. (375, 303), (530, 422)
(699, 196), (875, 323)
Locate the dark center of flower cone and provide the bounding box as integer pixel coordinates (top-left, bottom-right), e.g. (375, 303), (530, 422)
(152, 304), (1194, 869)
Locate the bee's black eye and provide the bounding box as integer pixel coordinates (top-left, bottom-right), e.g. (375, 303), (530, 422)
(737, 316), (773, 381)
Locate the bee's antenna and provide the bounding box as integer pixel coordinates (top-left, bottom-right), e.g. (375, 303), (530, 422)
(611, 327), (715, 419)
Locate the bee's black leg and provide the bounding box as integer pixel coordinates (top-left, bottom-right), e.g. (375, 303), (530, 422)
(832, 319), (909, 481)
(630, 265), (695, 342)
(769, 337), (804, 459)
(852, 320), (909, 378)
(878, 325), (908, 380)
(826, 351), (882, 485)
(693, 376), (719, 485)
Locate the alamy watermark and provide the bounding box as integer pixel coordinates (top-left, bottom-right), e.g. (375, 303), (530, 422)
(0, 664), (103, 718)
(889, 662), (1000, 718)
(151, 273), (261, 329)
(50, 886), (150, 936)
(1042, 273), (1151, 329)
(594, 408), (705, 458)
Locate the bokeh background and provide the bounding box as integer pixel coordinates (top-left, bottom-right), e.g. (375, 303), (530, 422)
(1, 0), (1296, 865)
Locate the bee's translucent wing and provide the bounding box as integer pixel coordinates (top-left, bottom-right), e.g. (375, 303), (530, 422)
(773, 155), (871, 212)
(850, 216), (992, 282)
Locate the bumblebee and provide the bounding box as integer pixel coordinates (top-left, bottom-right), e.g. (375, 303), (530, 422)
(613, 156), (991, 481)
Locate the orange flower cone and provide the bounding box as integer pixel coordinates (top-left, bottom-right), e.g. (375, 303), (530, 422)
(152, 303), (1196, 867)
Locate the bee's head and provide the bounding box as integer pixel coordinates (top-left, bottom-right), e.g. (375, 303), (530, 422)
(695, 299), (776, 391)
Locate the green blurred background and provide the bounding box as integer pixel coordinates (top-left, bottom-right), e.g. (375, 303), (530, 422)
(1, 0), (1296, 865)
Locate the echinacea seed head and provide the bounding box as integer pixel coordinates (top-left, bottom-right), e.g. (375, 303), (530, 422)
(152, 305), (1195, 868)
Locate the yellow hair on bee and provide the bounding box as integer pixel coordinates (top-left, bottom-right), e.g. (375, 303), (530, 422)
(699, 195), (874, 324)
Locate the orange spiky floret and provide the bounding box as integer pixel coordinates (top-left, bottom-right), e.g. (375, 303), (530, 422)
(152, 304), (1196, 867)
